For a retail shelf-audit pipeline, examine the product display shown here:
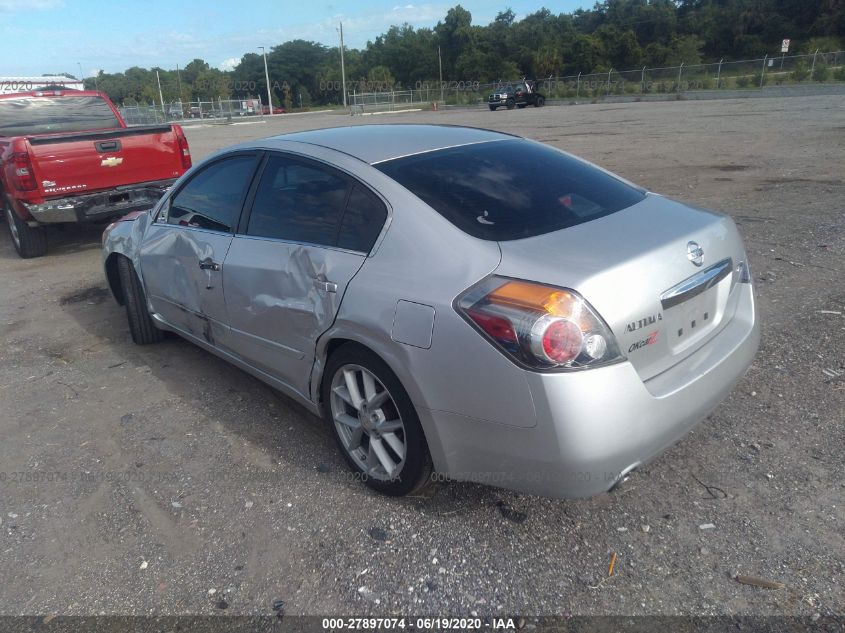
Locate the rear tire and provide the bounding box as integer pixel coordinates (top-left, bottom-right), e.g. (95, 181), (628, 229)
(322, 343), (433, 496)
(117, 256), (164, 345)
(4, 196), (47, 259)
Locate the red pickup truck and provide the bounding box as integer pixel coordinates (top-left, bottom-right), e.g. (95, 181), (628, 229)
(0, 89), (191, 258)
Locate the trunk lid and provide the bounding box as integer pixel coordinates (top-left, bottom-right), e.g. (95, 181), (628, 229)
(26, 125), (184, 198)
(494, 194), (747, 381)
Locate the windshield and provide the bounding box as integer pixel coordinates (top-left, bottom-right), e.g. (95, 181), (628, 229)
(376, 139), (646, 241)
(0, 95), (121, 136)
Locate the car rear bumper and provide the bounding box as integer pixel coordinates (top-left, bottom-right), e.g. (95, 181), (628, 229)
(21, 179), (175, 224)
(418, 284), (759, 499)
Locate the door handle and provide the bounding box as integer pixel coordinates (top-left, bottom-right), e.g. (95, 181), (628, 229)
(314, 279), (338, 293)
(198, 259), (221, 272)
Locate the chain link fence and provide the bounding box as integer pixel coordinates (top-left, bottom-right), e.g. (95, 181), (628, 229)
(118, 98), (267, 126)
(116, 50), (845, 122)
(350, 50), (844, 109)
(349, 87), (446, 114)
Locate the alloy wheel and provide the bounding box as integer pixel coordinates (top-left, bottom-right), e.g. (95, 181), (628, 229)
(330, 364), (406, 480)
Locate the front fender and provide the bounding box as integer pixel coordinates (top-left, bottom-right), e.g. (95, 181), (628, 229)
(102, 211), (151, 303)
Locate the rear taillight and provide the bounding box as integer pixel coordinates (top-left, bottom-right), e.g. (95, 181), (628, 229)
(456, 276), (624, 371)
(11, 152), (37, 191)
(174, 126), (191, 170)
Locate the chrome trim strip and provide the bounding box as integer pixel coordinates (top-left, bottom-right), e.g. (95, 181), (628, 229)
(660, 258), (733, 310)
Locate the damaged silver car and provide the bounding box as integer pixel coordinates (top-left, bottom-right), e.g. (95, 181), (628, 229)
(102, 124), (759, 498)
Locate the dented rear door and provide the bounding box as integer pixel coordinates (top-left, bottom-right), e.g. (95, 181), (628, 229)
(220, 152), (376, 398)
(222, 240), (365, 396)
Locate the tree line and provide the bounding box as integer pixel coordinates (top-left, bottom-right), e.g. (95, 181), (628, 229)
(79, 0), (844, 107)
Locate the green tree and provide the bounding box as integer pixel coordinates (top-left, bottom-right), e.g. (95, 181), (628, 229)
(89, 1), (845, 107)
(435, 5), (473, 75)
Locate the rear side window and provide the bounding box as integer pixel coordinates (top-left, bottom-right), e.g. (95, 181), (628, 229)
(338, 185), (388, 252)
(376, 139), (645, 241)
(247, 155), (352, 247)
(168, 155), (256, 232)
(0, 96), (121, 136)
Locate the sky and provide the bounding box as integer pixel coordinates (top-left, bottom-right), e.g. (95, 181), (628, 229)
(0, 0), (588, 77)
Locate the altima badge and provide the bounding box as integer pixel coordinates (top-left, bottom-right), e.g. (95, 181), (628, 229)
(101, 156), (123, 167)
(687, 241), (704, 266)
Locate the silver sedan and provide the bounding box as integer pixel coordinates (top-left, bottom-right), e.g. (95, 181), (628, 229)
(102, 124), (760, 498)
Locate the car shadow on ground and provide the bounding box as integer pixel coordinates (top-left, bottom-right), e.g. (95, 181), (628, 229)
(56, 282), (524, 512)
(0, 219), (106, 261)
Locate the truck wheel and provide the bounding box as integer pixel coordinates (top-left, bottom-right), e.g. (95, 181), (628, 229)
(4, 197), (47, 259)
(506, 98), (515, 110)
(534, 96), (545, 107)
(489, 104), (497, 111)
(117, 256), (164, 345)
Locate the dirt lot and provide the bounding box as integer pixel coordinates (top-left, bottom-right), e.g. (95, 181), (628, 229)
(0, 97), (843, 619)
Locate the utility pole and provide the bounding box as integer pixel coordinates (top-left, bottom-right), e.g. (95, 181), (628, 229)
(77, 62), (85, 89)
(438, 46), (444, 104)
(156, 70), (165, 110)
(338, 22), (347, 108)
(176, 63), (182, 101)
(810, 48), (820, 81)
(258, 46), (273, 114)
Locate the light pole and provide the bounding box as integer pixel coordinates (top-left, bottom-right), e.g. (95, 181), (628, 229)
(77, 62), (85, 89)
(438, 46), (444, 104)
(155, 70), (165, 112)
(258, 46), (273, 114)
(337, 23), (347, 108)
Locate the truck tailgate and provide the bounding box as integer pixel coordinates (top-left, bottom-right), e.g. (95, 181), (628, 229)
(27, 125), (184, 198)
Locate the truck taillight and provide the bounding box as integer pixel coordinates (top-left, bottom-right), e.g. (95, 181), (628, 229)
(174, 126), (191, 170)
(456, 276), (625, 371)
(11, 153), (37, 191)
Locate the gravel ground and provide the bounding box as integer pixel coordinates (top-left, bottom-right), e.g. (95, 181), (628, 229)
(0, 96), (842, 619)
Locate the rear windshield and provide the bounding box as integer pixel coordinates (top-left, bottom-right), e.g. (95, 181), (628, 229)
(0, 95), (121, 137)
(376, 139), (645, 241)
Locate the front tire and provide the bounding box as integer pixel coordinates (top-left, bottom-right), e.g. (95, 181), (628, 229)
(117, 256), (164, 345)
(488, 104), (497, 111)
(322, 344), (433, 496)
(506, 98), (515, 110)
(4, 197), (47, 259)
(534, 95), (545, 107)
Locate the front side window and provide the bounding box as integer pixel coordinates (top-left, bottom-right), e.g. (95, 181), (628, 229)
(376, 139), (645, 241)
(247, 155), (352, 247)
(168, 155), (256, 232)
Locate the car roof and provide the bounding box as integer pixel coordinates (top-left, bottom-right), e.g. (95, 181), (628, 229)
(262, 124), (518, 165)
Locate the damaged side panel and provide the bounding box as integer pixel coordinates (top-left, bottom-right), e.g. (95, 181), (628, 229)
(221, 236), (367, 398)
